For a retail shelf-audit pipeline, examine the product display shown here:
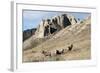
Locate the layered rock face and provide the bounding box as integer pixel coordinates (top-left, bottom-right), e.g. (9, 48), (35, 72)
(35, 14), (77, 38)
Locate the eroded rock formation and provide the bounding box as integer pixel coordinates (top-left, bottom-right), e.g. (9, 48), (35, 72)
(35, 14), (77, 38)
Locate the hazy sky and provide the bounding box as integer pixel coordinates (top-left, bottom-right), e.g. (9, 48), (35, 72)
(22, 10), (90, 31)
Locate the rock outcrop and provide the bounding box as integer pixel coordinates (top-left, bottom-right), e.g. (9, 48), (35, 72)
(23, 13), (78, 50)
(35, 14), (77, 38)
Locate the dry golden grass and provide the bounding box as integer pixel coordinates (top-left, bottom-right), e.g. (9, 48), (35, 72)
(23, 19), (91, 62)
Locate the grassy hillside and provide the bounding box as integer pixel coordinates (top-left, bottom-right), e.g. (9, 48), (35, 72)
(23, 17), (91, 62)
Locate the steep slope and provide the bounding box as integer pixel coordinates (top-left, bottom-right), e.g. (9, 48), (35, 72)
(23, 13), (77, 50)
(32, 17), (90, 51)
(23, 16), (91, 62)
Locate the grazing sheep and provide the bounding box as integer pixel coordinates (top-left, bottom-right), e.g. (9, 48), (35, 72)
(56, 49), (64, 55)
(50, 50), (57, 56)
(42, 50), (51, 57)
(56, 50), (61, 55)
(68, 44), (73, 51)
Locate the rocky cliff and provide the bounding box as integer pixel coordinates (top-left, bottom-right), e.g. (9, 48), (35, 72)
(23, 13), (82, 50)
(35, 14), (77, 38)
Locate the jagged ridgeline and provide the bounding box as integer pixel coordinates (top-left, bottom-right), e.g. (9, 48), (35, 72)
(23, 14), (78, 50)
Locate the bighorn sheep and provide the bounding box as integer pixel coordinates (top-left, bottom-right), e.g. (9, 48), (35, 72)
(56, 49), (64, 55)
(42, 50), (51, 56)
(68, 44), (73, 51)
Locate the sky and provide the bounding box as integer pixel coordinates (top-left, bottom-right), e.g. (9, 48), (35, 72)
(22, 10), (90, 31)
